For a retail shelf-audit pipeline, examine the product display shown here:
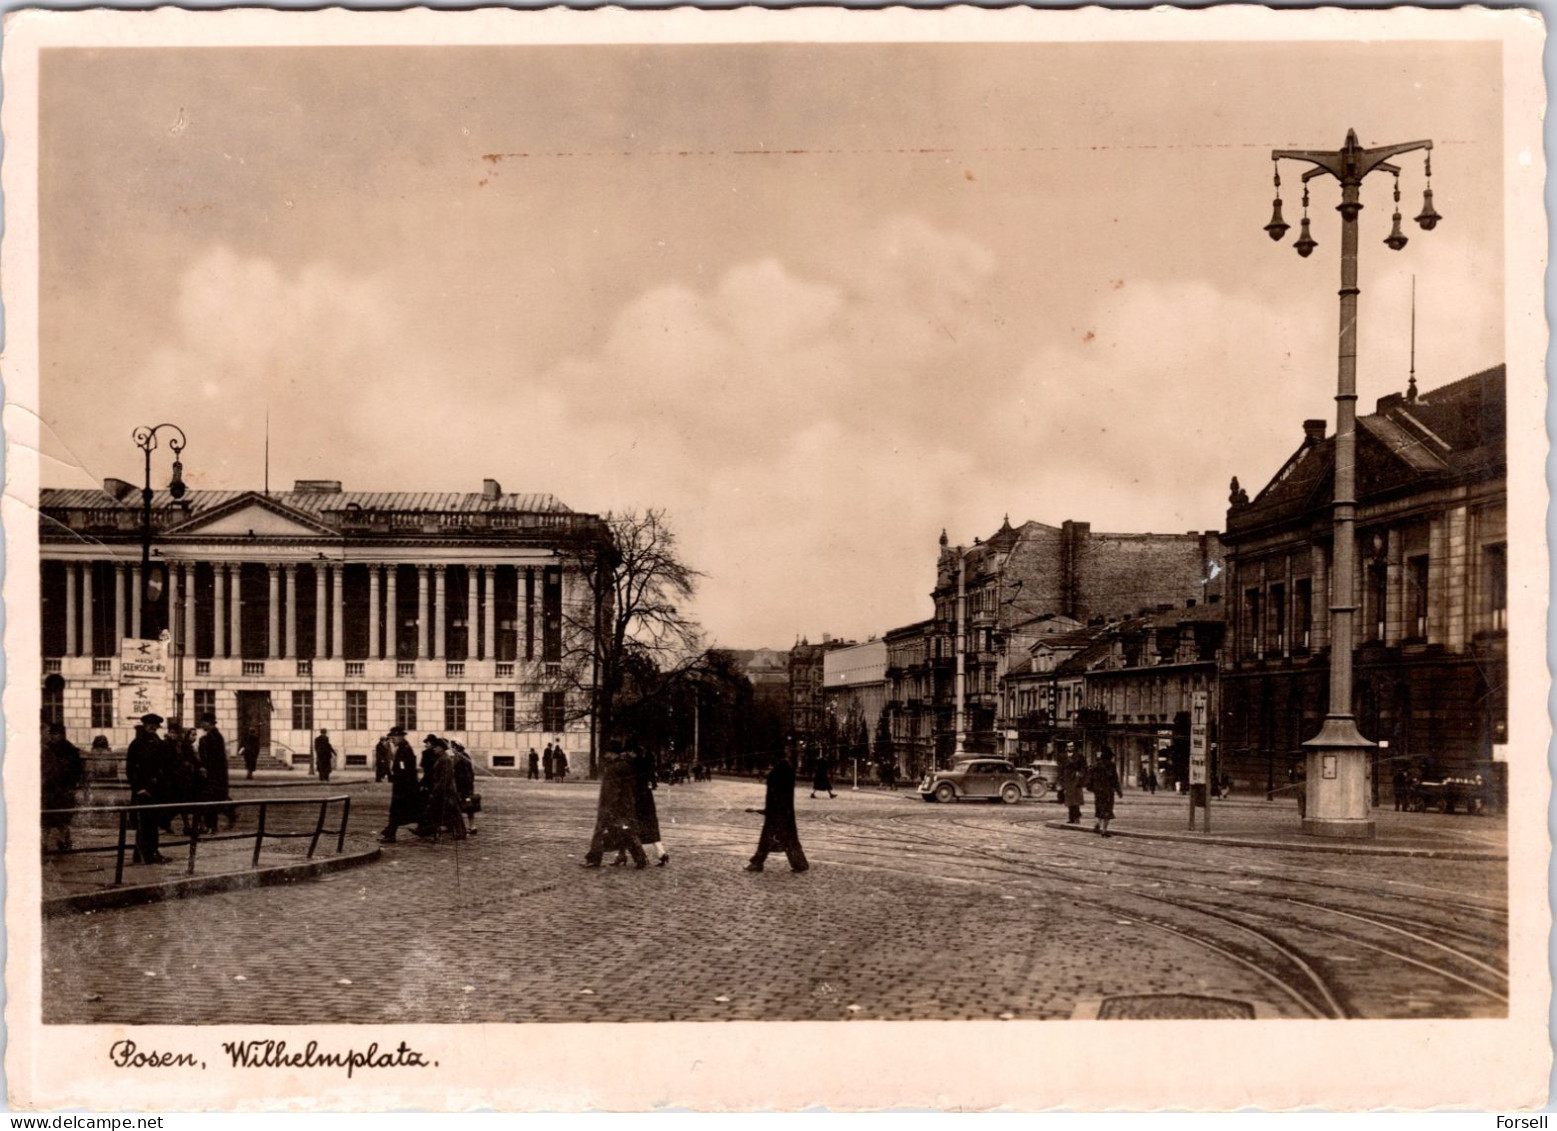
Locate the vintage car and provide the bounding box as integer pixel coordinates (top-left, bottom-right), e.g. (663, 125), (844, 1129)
(1019, 759), (1063, 799)
(919, 758), (1032, 804)
(1410, 774), (1491, 814)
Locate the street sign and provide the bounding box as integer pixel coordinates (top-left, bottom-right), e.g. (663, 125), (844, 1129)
(1188, 690), (1209, 786)
(119, 634), (170, 725)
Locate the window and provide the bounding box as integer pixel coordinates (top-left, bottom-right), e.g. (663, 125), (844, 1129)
(291, 690), (314, 731)
(346, 690), (368, 732)
(542, 567), (563, 663)
(42, 685), (63, 728)
(194, 689), (216, 725)
(1244, 589), (1261, 657)
(1485, 542), (1507, 631)
(444, 691), (467, 732)
(395, 691), (418, 732)
(91, 688), (114, 729)
(1270, 583), (1286, 653)
(1408, 555), (1430, 638)
(1295, 579), (1313, 649)
(542, 690), (566, 732)
(493, 691), (516, 732)
(1368, 564), (1388, 641)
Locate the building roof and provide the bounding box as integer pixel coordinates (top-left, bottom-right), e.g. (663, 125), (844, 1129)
(41, 485), (573, 515)
(1230, 364), (1505, 536)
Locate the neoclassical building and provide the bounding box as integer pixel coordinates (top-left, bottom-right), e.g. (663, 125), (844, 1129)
(39, 477), (612, 771)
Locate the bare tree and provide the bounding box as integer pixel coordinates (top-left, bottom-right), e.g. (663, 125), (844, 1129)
(550, 508), (706, 776)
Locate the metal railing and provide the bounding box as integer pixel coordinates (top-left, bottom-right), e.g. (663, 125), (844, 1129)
(42, 794), (353, 887)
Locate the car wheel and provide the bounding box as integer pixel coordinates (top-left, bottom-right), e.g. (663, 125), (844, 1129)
(1000, 783), (1023, 805)
(934, 782), (957, 804)
(1031, 779), (1050, 799)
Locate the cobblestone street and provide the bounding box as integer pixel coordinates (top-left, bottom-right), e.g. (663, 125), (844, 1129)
(42, 778), (1508, 1024)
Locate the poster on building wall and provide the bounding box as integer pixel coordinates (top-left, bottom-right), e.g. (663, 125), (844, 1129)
(117, 633), (169, 725)
(1189, 690), (1209, 786)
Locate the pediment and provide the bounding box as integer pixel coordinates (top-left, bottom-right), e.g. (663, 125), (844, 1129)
(163, 493), (337, 539)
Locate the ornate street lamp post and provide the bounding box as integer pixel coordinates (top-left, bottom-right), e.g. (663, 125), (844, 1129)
(1264, 129), (1440, 838)
(132, 423), (188, 715)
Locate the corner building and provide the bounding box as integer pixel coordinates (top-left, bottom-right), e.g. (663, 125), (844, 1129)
(39, 478), (612, 771)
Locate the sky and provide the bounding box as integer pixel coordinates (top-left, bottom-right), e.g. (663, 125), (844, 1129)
(37, 40), (1505, 649)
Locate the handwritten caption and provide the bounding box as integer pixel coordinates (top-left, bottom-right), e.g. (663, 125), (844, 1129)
(109, 1039), (436, 1078)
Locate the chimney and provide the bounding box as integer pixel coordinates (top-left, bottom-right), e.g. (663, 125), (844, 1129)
(482, 478), (502, 501)
(102, 477), (136, 501)
(1375, 392), (1405, 415)
(822, 632), (832, 644)
(1302, 420), (1327, 445)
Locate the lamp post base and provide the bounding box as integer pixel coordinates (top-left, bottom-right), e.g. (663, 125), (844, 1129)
(1301, 718), (1377, 841)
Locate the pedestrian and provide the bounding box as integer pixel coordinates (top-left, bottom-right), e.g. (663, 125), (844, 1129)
(1061, 747), (1088, 825)
(380, 730), (422, 843)
(1088, 748), (1123, 837)
(582, 747), (647, 868)
(196, 714), (234, 832)
(165, 721), (207, 835)
(747, 752), (809, 873)
(542, 743), (555, 781)
(810, 752), (836, 799)
(451, 741), (480, 836)
(125, 714), (170, 864)
(624, 744), (669, 866)
(238, 729), (261, 779)
(554, 746), (569, 781)
(373, 729), (396, 783)
(314, 728), (336, 782)
(527, 747), (541, 780)
(413, 738), (467, 841)
(41, 720), (83, 852)
(1147, 769), (1159, 795)
(1392, 766), (1408, 811)
(1291, 759), (1308, 818)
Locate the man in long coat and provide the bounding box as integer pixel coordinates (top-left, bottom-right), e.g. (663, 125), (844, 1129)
(196, 714), (233, 832)
(125, 714), (170, 864)
(1060, 747), (1088, 825)
(374, 729), (397, 782)
(746, 752), (809, 873)
(380, 732), (421, 843)
(583, 748), (646, 868)
(41, 721), (83, 852)
(314, 729), (336, 782)
(413, 739), (467, 841)
(237, 729), (261, 779)
(542, 743), (555, 781)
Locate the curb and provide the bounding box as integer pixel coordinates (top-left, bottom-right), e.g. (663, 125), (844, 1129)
(1042, 820), (1506, 861)
(44, 846), (383, 917)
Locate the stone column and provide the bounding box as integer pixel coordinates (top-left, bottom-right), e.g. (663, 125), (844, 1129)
(166, 562), (180, 656)
(368, 565), (382, 661)
(386, 566), (399, 661)
(129, 565), (143, 645)
(483, 566), (497, 663)
(65, 562), (79, 657)
(417, 566), (430, 660)
(285, 564), (298, 660)
(183, 564), (197, 660)
(331, 565), (346, 661)
(434, 565), (448, 660)
(1445, 506), (1468, 650)
(214, 562), (228, 658)
(1385, 530), (1404, 646)
(267, 564), (282, 660)
(81, 560), (96, 657)
(229, 564), (243, 659)
(114, 562), (128, 652)
(1309, 543), (1330, 653)
(315, 565), (328, 659)
(466, 566), (479, 661)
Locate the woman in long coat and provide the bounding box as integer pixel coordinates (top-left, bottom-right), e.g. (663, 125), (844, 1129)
(380, 736), (421, 843)
(196, 715), (233, 832)
(747, 752), (809, 873)
(583, 749), (646, 867)
(1087, 748), (1123, 837)
(626, 747), (668, 865)
(810, 753), (835, 800)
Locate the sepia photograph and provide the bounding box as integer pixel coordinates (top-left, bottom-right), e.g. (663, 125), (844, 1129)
(3, 6), (1548, 1112)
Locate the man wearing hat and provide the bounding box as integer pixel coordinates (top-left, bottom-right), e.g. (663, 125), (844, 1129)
(196, 713), (233, 832)
(125, 714), (170, 864)
(314, 728), (337, 783)
(373, 728), (399, 783)
(380, 728), (421, 843)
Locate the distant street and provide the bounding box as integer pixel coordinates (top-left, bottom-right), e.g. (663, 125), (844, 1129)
(44, 777), (1507, 1024)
